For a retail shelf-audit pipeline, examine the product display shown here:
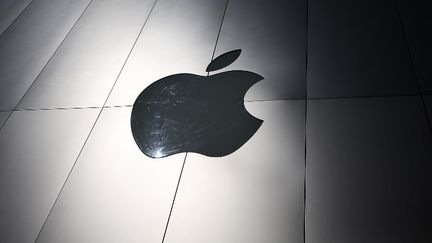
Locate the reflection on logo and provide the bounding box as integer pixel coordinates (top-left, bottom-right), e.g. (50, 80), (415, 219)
(131, 50), (263, 158)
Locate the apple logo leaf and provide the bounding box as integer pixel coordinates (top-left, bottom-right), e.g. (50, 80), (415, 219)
(206, 49), (241, 72)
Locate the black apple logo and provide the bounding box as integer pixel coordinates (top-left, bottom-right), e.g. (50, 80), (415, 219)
(131, 49), (263, 158)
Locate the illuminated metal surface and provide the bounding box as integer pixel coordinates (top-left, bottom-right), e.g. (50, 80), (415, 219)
(105, 0), (228, 106)
(0, 109), (99, 243)
(0, 0), (92, 110)
(0, 112), (10, 128)
(164, 101), (305, 243)
(17, 0), (156, 109)
(213, 0), (307, 101)
(0, 0), (431, 242)
(35, 107), (185, 243)
(0, 0), (32, 35)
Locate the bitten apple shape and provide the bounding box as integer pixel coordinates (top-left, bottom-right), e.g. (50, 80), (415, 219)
(131, 49), (263, 158)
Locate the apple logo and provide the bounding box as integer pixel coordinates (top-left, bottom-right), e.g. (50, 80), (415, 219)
(131, 49), (263, 158)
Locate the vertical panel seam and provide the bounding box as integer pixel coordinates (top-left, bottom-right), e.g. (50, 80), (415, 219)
(304, 0), (309, 241)
(392, 0), (432, 134)
(161, 0), (230, 241)
(32, 0), (159, 241)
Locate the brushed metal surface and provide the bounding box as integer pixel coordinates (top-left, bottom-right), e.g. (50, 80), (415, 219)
(307, 96), (432, 242)
(213, 0), (307, 101)
(0, 0), (32, 35)
(35, 107), (185, 243)
(0, 109), (99, 243)
(0, 0), (92, 110)
(0, 111), (11, 128)
(308, 0), (418, 98)
(164, 101), (305, 243)
(396, 0), (432, 93)
(106, 0), (227, 106)
(18, 0), (156, 109)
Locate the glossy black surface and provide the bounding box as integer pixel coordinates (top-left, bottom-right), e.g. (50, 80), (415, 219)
(131, 68), (263, 158)
(206, 49), (241, 72)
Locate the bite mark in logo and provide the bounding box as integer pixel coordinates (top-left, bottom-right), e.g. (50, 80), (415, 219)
(131, 49), (263, 158)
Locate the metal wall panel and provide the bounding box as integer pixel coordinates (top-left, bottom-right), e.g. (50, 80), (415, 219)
(396, 0), (432, 93)
(307, 97), (432, 242)
(35, 107), (185, 243)
(0, 109), (99, 242)
(308, 0), (418, 98)
(213, 0), (307, 101)
(18, 0), (156, 109)
(0, 0), (92, 110)
(0, 111), (11, 128)
(164, 101), (305, 243)
(0, 0), (32, 35)
(106, 0), (227, 106)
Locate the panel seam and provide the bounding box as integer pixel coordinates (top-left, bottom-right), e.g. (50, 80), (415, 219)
(304, 0), (309, 241)
(161, 0), (230, 241)
(32, 0), (159, 241)
(0, 0), (95, 131)
(0, 0), (35, 38)
(161, 153), (188, 243)
(1, 94), (429, 114)
(392, 0), (432, 134)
